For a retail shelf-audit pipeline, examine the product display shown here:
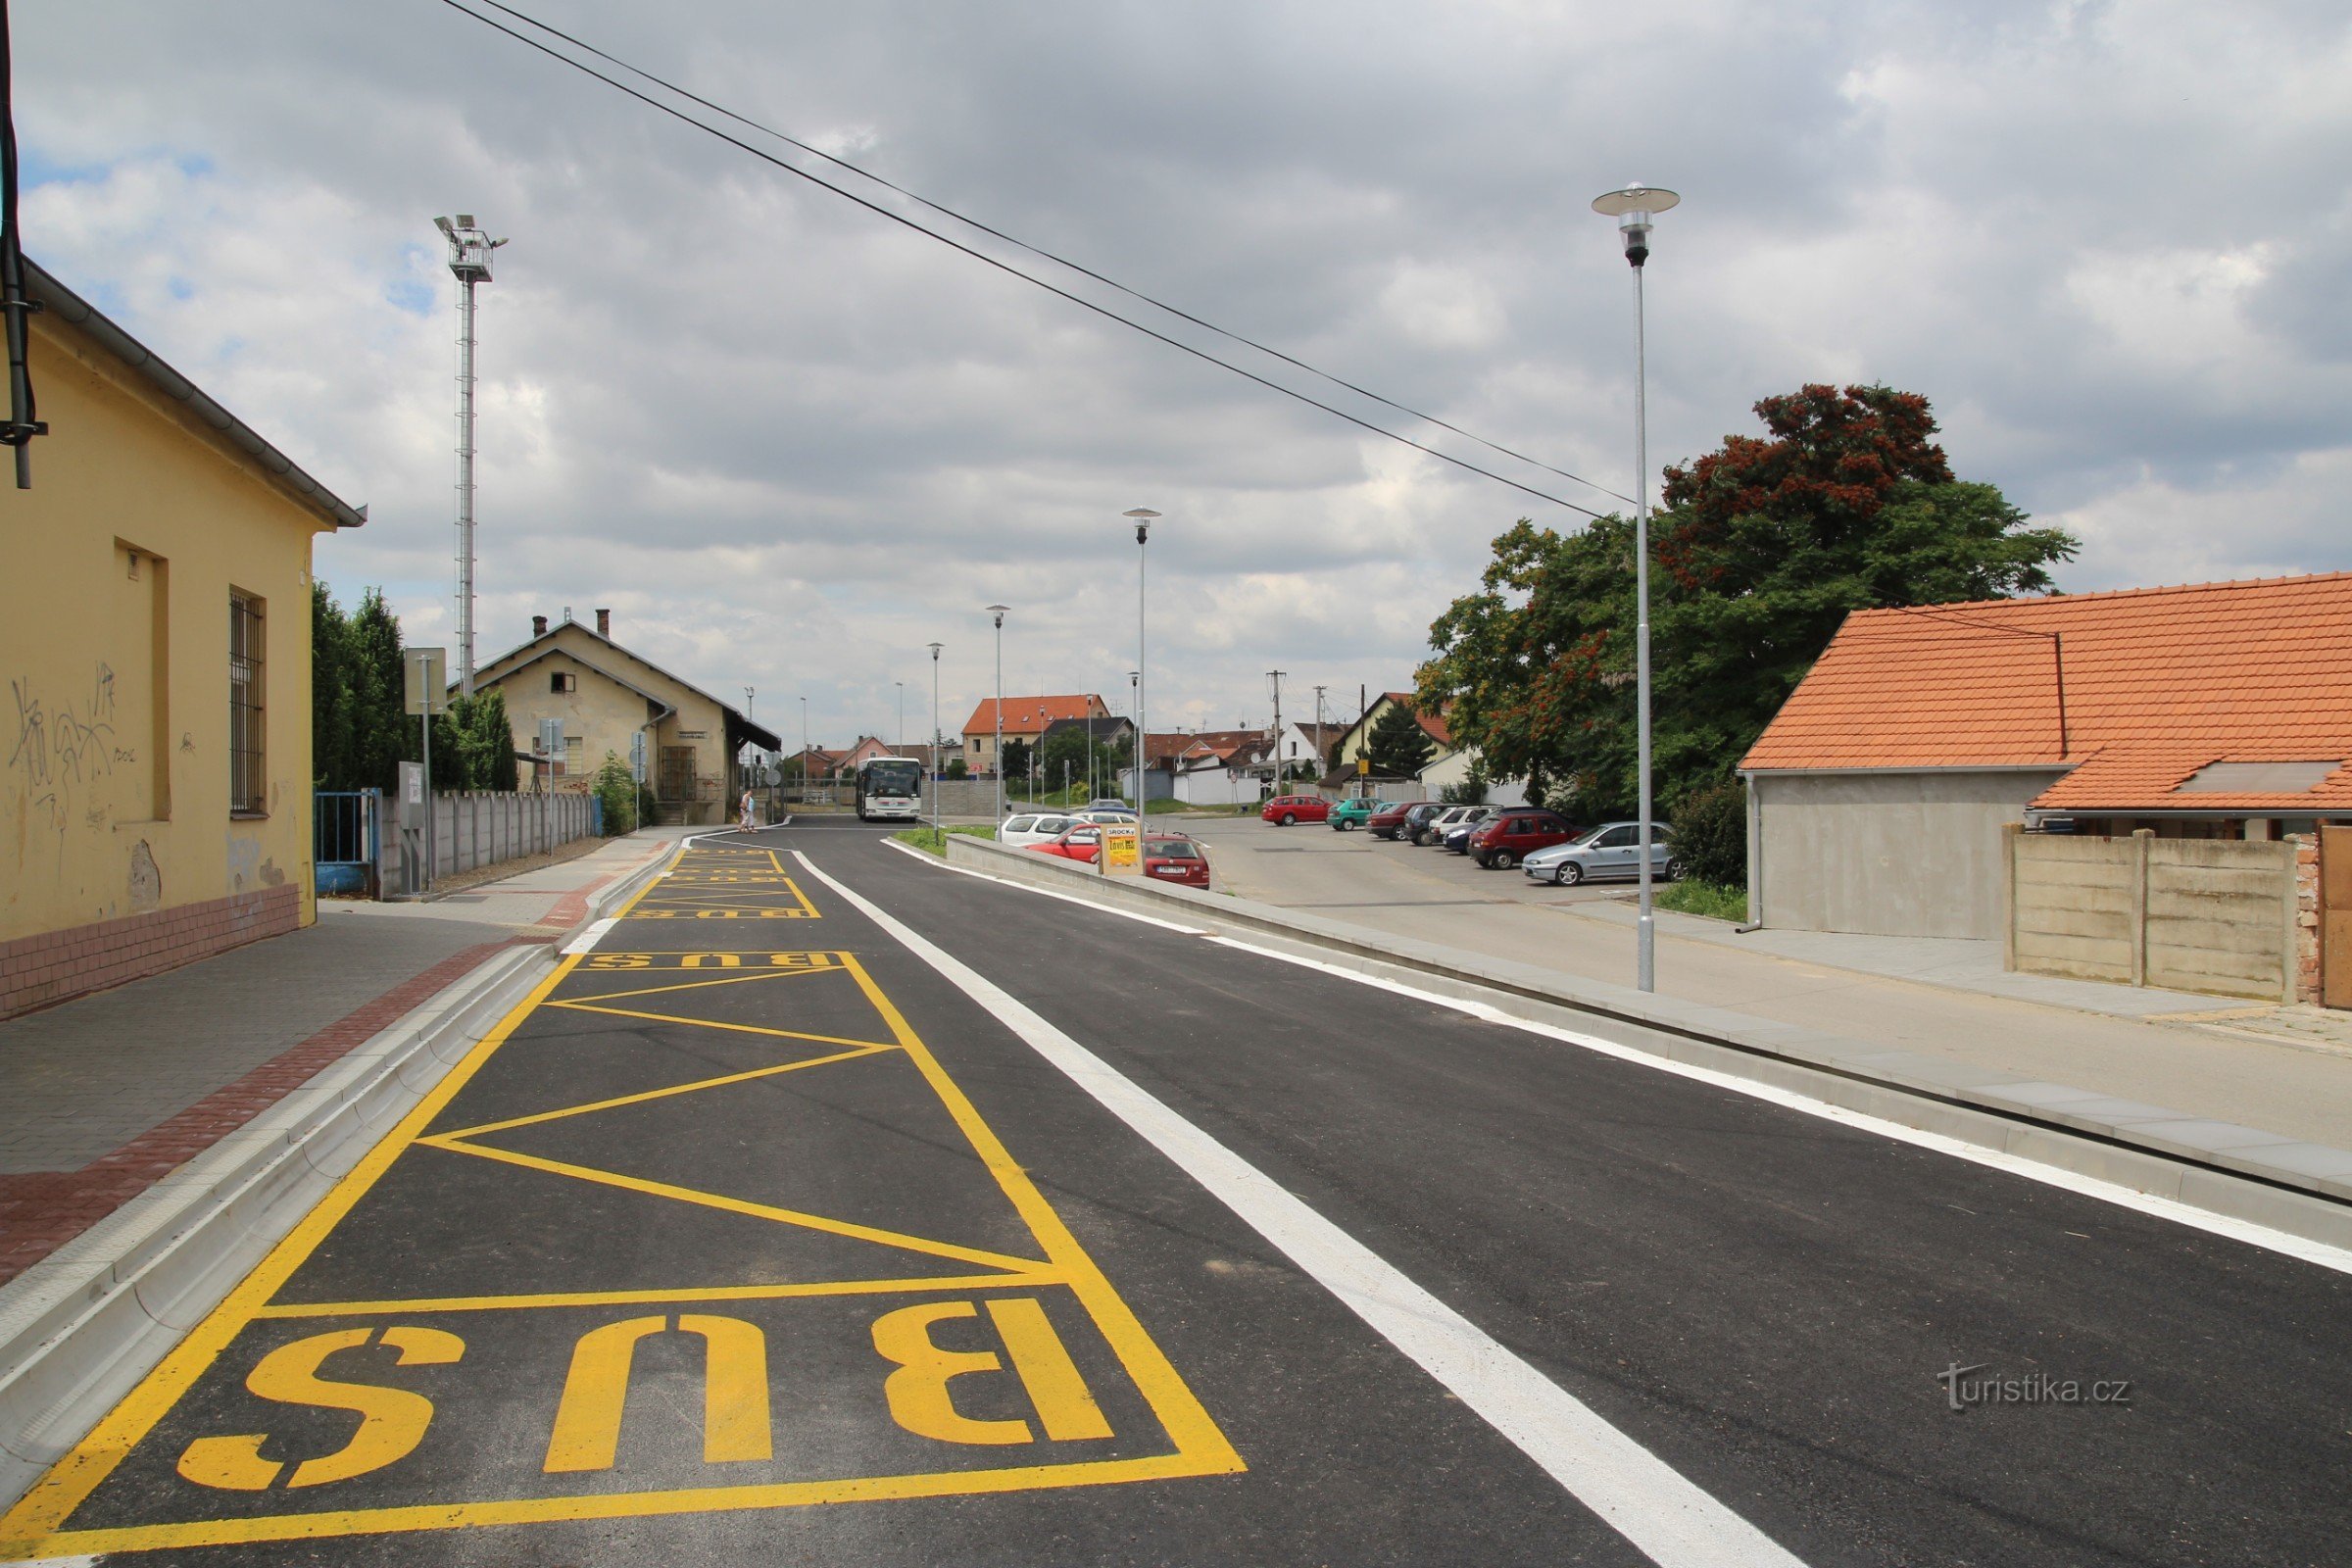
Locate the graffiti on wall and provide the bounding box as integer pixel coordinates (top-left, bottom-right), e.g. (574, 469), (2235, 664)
(8, 664), (136, 878)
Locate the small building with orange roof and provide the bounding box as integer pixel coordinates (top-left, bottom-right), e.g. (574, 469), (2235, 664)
(1740, 572), (2352, 941)
(959, 694), (1112, 777)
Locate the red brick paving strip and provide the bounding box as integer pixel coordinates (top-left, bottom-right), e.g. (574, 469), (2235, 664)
(0, 938), (517, 1287)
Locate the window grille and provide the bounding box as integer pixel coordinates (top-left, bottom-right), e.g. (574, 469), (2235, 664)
(229, 590), (266, 814)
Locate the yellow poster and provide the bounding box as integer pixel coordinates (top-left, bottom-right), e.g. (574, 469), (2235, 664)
(1102, 822), (1141, 875)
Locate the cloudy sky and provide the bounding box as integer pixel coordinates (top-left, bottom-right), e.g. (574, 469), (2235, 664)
(20, 1), (2351, 751)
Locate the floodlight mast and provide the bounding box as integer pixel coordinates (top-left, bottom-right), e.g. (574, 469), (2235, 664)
(436, 215), (507, 696)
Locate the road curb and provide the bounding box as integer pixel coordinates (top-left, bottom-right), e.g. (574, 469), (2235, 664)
(0, 944), (563, 1510)
(943, 834), (2352, 1253)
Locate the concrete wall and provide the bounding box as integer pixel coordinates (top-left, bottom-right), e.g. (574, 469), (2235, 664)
(382, 790), (596, 892)
(2005, 828), (2302, 1002)
(1751, 768), (2065, 940)
(2, 304), (334, 952)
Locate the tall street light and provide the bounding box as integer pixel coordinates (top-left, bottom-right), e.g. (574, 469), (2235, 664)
(927, 642), (944, 827)
(895, 681), (906, 755)
(799, 695), (808, 804)
(1123, 509), (1160, 809)
(1592, 181), (1678, 994)
(988, 606), (1010, 823)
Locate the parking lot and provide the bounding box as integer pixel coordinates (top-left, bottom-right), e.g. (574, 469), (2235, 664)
(1173, 810), (1646, 914)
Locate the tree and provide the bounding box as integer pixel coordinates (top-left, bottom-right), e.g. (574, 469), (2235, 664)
(1000, 736), (1032, 783)
(591, 750), (637, 836)
(348, 589), (408, 794)
(1365, 701), (1435, 778)
(1419, 384), (2077, 819)
(945, 756), (969, 780)
(312, 583), (359, 789)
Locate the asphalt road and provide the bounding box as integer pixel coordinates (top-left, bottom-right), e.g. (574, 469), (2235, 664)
(8, 817), (2347, 1566)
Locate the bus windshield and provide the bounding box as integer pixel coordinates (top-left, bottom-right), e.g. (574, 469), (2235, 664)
(862, 760), (922, 796)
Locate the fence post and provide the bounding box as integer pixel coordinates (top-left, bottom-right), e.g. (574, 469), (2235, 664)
(2130, 829), (2153, 988)
(2001, 822), (2021, 972)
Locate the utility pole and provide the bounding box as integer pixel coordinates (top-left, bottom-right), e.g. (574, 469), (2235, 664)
(927, 642), (943, 828)
(989, 606), (1009, 823)
(1313, 684), (1327, 781)
(1267, 669), (1287, 798)
(895, 681), (906, 755)
(433, 215), (505, 696)
(1123, 509), (1159, 808)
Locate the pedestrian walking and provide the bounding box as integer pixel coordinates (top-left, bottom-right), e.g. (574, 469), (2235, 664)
(738, 788), (756, 833)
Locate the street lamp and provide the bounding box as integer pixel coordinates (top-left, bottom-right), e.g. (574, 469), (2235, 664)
(988, 606), (1010, 823)
(1123, 508), (1160, 809)
(1592, 181), (1678, 994)
(895, 681), (906, 756)
(799, 695), (808, 806)
(1128, 670), (1140, 801)
(927, 642), (943, 828)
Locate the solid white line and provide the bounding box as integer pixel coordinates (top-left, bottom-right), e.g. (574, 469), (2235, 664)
(879, 837), (1211, 935)
(1201, 935), (2352, 1278)
(560, 916), (617, 956)
(792, 851), (1806, 1568)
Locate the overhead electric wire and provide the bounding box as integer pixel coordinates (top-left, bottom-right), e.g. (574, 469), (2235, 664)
(471, 0), (1632, 511)
(433, 0), (1614, 519)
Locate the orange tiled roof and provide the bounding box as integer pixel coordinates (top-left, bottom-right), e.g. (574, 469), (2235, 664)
(1740, 572), (2352, 811)
(960, 694), (1104, 736)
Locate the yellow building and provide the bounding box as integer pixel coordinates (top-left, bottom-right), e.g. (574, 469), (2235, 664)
(2, 261), (365, 1019)
(472, 610), (777, 825)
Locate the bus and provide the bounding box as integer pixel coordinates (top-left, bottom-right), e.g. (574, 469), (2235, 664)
(855, 755), (925, 822)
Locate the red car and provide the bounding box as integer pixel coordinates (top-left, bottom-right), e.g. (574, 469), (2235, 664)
(1030, 824), (1102, 864)
(1468, 809), (1580, 869)
(1260, 794), (1330, 827)
(1142, 834), (1210, 888)
(1366, 800), (1437, 841)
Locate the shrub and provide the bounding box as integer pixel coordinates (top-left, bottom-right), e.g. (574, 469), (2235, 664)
(1670, 779), (1746, 887)
(592, 752), (639, 836)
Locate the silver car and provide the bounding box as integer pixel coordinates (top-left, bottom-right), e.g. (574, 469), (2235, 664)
(1522, 822), (1675, 886)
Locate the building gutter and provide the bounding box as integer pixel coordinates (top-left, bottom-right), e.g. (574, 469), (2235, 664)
(24, 258), (367, 531)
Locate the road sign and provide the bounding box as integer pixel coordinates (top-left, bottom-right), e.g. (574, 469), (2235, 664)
(1356, 756), (1370, 776)
(404, 647), (450, 714)
(1102, 821), (1141, 876)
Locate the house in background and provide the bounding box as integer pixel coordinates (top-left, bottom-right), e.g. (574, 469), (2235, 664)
(1740, 573), (2352, 943)
(2, 260), (367, 1018)
(1166, 730), (1276, 807)
(961, 694), (1110, 777)
(471, 609), (778, 825)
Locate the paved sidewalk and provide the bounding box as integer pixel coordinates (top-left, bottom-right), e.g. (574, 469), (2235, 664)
(0, 830), (684, 1285)
(1181, 817), (2352, 1152)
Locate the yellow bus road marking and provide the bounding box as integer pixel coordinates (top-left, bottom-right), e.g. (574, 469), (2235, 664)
(254, 1274), (1068, 1320)
(434, 1044), (894, 1141)
(412, 1137), (1054, 1276)
(0, 857), (1239, 1557)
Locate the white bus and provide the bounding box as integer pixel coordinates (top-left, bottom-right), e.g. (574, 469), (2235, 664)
(855, 756), (925, 822)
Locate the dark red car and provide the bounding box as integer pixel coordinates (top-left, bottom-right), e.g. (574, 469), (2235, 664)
(1142, 834), (1210, 888)
(1029, 824), (1102, 864)
(1366, 800), (1437, 841)
(1468, 808), (1580, 869)
(1260, 794), (1331, 827)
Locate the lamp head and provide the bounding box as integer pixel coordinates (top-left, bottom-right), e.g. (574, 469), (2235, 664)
(1591, 184), (1679, 269)
(1122, 506), (1160, 544)
(987, 603), (1009, 629)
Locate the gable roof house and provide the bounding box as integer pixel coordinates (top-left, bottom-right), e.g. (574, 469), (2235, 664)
(1739, 573), (2352, 942)
(960, 694), (1110, 777)
(471, 609), (778, 825)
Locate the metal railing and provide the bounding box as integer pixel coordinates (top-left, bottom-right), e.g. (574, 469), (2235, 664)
(315, 789), (381, 896)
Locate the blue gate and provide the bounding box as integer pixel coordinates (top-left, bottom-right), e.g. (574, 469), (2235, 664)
(316, 789), (381, 896)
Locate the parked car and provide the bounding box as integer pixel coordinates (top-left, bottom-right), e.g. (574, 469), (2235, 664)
(1414, 804), (1489, 846)
(1329, 797), (1381, 831)
(1030, 823), (1102, 864)
(1432, 806), (1495, 850)
(1522, 822), (1676, 886)
(1084, 799), (1132, 812)
(998, 812), (1076, 849)
(1071, 808), (1138, 825)
(1142, 834), (1210, 888)
(1261, 794), (1331, 827)
(1467, 808), (1581, 869)
(1367, 801), (1438, 841)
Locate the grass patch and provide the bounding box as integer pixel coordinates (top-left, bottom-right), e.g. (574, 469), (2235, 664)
(1654, 879), (1748, 923)
(894, 825), (997, 858)
(1148, 799), (1253, 815)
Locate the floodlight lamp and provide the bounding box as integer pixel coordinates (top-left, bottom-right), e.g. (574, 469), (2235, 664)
(457, 214), (476, 229)
(433, 215), (456, 237)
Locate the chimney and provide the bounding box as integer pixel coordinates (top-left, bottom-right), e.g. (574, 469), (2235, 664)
(531, 614), (548, 638)
(595, 608), (612, 638)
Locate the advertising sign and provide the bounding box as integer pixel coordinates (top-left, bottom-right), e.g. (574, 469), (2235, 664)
(403, 647), (449, 715)
(1101, 821), (1141, 876)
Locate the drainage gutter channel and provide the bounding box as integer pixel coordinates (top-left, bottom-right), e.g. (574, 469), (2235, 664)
(945, 834), (2352, 1253)
(0, 839), (684, 1508)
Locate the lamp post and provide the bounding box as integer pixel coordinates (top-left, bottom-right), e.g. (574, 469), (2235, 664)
(988, 606), (1009, 823)
(1123, 509), (1160, 809)
(927, 642), (943, 828)
(799, 695), (808, 807)
(1592, 182), (1678, 994)
(432, 215), (506, 696)
(1128, 669), (1140, 803)
(895, 681), (906, 756)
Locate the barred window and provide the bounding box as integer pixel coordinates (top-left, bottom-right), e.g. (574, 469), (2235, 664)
(229, 590), (266, 814)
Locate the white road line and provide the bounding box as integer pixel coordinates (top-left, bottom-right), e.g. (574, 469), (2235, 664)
(560, 916), (617, 956)
(792, 850), (1807, 1568)
(1204, 935), (2352, 1279)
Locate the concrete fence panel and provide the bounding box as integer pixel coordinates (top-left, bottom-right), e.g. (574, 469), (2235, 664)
(2007, 829), (2299, 1002)
(378, 791), (597, 893)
